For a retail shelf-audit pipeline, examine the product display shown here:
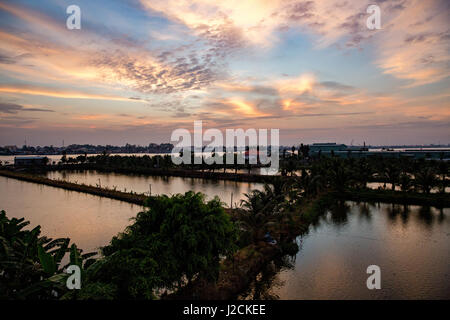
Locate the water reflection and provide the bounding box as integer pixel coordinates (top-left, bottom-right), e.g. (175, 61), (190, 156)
(239, 240), (301, 300)
(0, 176), (139, 254)
(242, 201), (450, 299)
(44, 170), (264, 205)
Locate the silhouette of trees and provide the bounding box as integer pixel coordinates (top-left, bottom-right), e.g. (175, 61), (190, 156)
(81, 192), (237, 299)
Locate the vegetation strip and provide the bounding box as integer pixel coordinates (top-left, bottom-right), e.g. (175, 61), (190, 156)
(335, 190), (450, 207)
(1, 168), (448, 208)
(0, 170), (147, 205)
(46, 163), (276, 183)
(166, 195), (328, 300)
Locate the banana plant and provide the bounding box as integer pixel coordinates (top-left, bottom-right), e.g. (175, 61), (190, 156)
(0, 210), (97, 299)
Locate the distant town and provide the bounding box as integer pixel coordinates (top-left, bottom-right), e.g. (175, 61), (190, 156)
(1, 142), (449, 160)
(0, 143), (175, 155)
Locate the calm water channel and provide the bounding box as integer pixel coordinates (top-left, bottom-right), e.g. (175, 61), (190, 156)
(1, 175), (448, 299)
(242, 201), (449, 299)
(43, 170), (264, 205)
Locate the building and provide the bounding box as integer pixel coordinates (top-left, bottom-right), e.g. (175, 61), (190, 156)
(309, 143), (347, 154)
(308, 143), (450, 160)
(5, 145), (18, 152)
(14, 156), (48, 167)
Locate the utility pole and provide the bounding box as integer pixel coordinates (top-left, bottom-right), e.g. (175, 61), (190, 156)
(149, 183), (152, 196)
(230, 192), (233, 209)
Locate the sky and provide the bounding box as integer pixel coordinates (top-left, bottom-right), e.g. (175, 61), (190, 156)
(0, 0), (449, 146)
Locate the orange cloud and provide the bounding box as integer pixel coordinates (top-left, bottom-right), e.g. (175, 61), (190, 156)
(140, 0), (449, 87)
(0, 85), (140, 102)
(227, 99), (270, 117)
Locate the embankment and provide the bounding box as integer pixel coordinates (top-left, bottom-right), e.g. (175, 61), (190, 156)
(0, 169), (147, 205)
(46, 164), (276, 183)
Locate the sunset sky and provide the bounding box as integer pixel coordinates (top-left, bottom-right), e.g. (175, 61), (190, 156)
(0, 0), (449, 146)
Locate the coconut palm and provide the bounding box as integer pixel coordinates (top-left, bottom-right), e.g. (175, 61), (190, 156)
(438, 161), (448, 193)
(354, 159), (373, 189)
(414, 167), (437, 194)
(383, 162), (401, 191)
(326, 158), (353, 192)
(238, 183), (285, 242)
(399, 173), (413, 192)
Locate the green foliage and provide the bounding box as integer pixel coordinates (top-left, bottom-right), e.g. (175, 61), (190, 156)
(81, 191), (237, 299)
(38, 245), (56, 275)
(280, 241), (299, 256)
(414, 167), (437, 194)
(237, 182), (289, 243)
(69, 244), (82, 268)
(0, 210), (95, 299)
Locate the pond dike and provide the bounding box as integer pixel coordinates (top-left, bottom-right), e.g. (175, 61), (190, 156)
(164, 197), (323, 300)
(0, 169), (241, 211)
(0, 169), (148, 205)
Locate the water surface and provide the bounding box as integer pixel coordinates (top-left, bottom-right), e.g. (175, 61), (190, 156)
(44, 170), (264, 205)
(0, 176), (139, 253)
(246, 201), (450, 299)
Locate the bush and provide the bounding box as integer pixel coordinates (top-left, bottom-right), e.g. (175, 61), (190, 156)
(83, 191), (238, 299)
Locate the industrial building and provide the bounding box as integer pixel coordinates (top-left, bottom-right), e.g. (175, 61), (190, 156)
(14, 156), (48, 167)
(308, 143), (449, 160)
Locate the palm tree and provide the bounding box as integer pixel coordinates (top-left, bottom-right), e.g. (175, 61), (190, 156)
(355, 159), (372, 189)
(438, 161), (448, 193)
(399, 173), (412, 192)
(238, 184), (285, 242)
(383, 162), (401, 191)
(326, 158), (353, 192)
(238, 192), (272, 242)
(414, 167), (437, 194)
(302, 171), (326, 197)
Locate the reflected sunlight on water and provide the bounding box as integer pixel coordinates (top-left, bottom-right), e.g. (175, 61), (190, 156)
(246, 202), (450, 300)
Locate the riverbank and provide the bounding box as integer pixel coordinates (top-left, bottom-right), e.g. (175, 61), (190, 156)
(165, 195), (329, 300)
(1, 169), (448, 208)
(0, 169), (147, 205)
(335, 189), (450, 207)
(42, 163), (277, 183)
(165, 188), (450, 299)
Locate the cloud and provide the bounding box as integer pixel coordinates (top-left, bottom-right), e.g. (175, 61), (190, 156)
(91, 49), (221, 94)
(0, 116), (36, 126)
(0, 2), (225, 95)
(318, 81), (355, 91)
(0, 85), (142, 102)
(0, 0), (448, 145)
(0, 53), (16, 64)
(139, 0), (450, 87)
(0, 102), (54, 114)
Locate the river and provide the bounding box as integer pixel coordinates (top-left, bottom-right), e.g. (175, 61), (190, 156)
(242, 201), (450, 300)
